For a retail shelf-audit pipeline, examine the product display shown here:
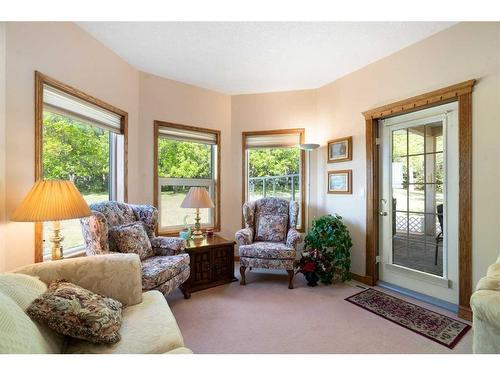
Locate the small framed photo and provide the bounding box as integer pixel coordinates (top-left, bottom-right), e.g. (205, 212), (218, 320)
(328, 170), (352, 194)
(327, 136), (352, 163)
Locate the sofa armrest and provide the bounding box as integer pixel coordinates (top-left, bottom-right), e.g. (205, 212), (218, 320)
(286, 228), (302, 249)
(471, 289), (500, 330)
(235, 228), (253, 246)
(151, 236), (186, 256)
(13, 253), (143, 306)
(80, 211), (110, 255)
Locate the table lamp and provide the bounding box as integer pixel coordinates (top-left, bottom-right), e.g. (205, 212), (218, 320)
(11, 179), (91, 260)
(180, 187), (214, 238)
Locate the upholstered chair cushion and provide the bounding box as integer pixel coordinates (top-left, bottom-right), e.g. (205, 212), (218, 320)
(255, 214), (288, 242)
(239, 242), (295, 259)
(27, 280), (123, 344)
(141, 254), (190, 290)
(110, 222), (154, 260)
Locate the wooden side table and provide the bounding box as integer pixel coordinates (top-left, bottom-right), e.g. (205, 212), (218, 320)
(182, 235), (237, 297)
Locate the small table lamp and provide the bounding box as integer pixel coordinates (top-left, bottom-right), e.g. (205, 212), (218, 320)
(180, 187), (214, 238)
(11, 180), (91, 260)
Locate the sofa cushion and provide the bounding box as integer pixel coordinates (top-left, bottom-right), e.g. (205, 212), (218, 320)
(27, 280), (123, 344)
(0, 274), (63, 354)
(0, 291), (61, 354)
(65, 291), (185, 354)
(141, 254), (190, 290)
(110, 222), (154, 260)
(239, 242), (295, 259)
(255, 214), (288, 242)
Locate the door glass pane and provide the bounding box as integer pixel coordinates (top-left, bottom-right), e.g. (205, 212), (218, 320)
(408, 155), (424, 184)
(390, 121), (445, 277)
(408, 125), (425, 155)
(409, 184), (424, 213)
(425, 122), (443, 153)
(392, 129), (407, 157)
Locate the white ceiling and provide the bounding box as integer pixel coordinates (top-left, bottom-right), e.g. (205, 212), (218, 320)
(77, 22), (455, 95)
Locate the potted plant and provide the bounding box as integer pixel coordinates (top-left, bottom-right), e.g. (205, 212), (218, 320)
(296, 249), (323, 286)
(301, 214), (352, 284)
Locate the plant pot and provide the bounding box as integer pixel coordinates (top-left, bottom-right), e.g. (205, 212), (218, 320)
(304, 272), (319, 287)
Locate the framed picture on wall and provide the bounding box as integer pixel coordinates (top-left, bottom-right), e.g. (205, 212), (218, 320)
(328, 170), (352, 194)
(327, 136), (352, 163)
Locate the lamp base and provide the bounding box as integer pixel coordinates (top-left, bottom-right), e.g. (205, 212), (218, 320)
(50, 220), (64, 261)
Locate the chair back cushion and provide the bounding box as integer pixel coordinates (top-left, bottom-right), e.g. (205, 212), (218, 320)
(0, 274), (63, 353)
(89, 201), (138, 252)
(253, 198), (291, 242)
(110, 222), (154, 260)
(255, 214), (288, 242)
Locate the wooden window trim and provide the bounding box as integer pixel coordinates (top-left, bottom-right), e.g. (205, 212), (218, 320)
(241, 128), (306, 232)
(34, 71), (128, 263)
(153, 120), (221, 236)
(362, 79), (476, 321)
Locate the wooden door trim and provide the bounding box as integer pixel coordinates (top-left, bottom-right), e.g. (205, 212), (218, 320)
(363, 80), (476, 320)
(34, 71), (128, 262)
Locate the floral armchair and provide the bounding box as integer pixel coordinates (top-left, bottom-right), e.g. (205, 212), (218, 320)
(235, 197), (301, 289)
(80, 201), (191, 299)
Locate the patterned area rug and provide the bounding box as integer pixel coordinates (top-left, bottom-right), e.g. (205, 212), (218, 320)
(345, 288), (471, 349)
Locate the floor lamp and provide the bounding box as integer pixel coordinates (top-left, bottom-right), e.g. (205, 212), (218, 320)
(299, 143), (320, 230)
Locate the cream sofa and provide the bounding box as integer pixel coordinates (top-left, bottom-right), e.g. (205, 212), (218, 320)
(470, 254), (500, 354)
(0, 253), (192, 354)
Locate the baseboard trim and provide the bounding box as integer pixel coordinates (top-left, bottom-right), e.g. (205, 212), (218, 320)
(377, 280), (460, 314)
(458, 305), (473, 321)
(351, 272), (374, 286)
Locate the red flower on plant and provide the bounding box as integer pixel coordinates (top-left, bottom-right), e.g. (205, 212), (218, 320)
(302, 261), (316, 273)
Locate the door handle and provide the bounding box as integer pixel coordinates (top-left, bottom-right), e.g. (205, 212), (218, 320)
(379, 211), (388, 216)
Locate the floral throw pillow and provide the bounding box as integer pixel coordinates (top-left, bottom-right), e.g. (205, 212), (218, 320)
(255, 214), (288, 242)
(110, 221), (154, 260)
(27, 280), (122, 344)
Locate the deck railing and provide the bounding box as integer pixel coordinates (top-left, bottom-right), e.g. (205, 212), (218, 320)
(248, 173), (300, 200)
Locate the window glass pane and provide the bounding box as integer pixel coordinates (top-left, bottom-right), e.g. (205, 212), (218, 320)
(160, 185), (211, 228)
(42, 111), (111, 256)
(158, 138), (212, 179)
(408, 125), (425, 155)
(392, 129), (407, 157)
(157, 133), (217, 230)
(247, 147), (302, 226)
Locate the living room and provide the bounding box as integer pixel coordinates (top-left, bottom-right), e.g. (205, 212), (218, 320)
(1, 0), (499, 371)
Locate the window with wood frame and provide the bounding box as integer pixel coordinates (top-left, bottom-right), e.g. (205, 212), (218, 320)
(154, 121), (221, 235)
(35, 72), (128, 261)
(242, 129), (305, 231)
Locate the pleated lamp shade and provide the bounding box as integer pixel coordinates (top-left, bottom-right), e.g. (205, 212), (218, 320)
(11, 180), (91, 222)
(180, 187), (214, 209)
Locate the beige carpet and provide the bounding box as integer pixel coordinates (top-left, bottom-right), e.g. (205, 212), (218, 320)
(167, 266), (472, 354)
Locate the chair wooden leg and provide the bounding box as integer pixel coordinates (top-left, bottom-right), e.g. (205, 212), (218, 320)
(287, 270), (294, 289)
(179, 283), (191, 299)
(240, 266), (247, 285)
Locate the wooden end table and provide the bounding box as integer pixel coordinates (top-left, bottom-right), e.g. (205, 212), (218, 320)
(181, 234), (237, 298)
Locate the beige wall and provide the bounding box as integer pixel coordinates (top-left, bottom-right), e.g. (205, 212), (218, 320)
(230, 22), (500, 284)
(0, 23), (6, 272)
(137, 72), (232, 237)
(1, 22), (232, 271)
(229, 89), (318, 240)
(4, 22), (141, 270)
(2, 22), (499, 290)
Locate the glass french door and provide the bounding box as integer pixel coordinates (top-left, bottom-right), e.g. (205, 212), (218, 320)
(379, 102), (459, 304)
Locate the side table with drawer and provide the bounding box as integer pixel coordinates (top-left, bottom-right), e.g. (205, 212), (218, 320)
(182, 235), (237, 298)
